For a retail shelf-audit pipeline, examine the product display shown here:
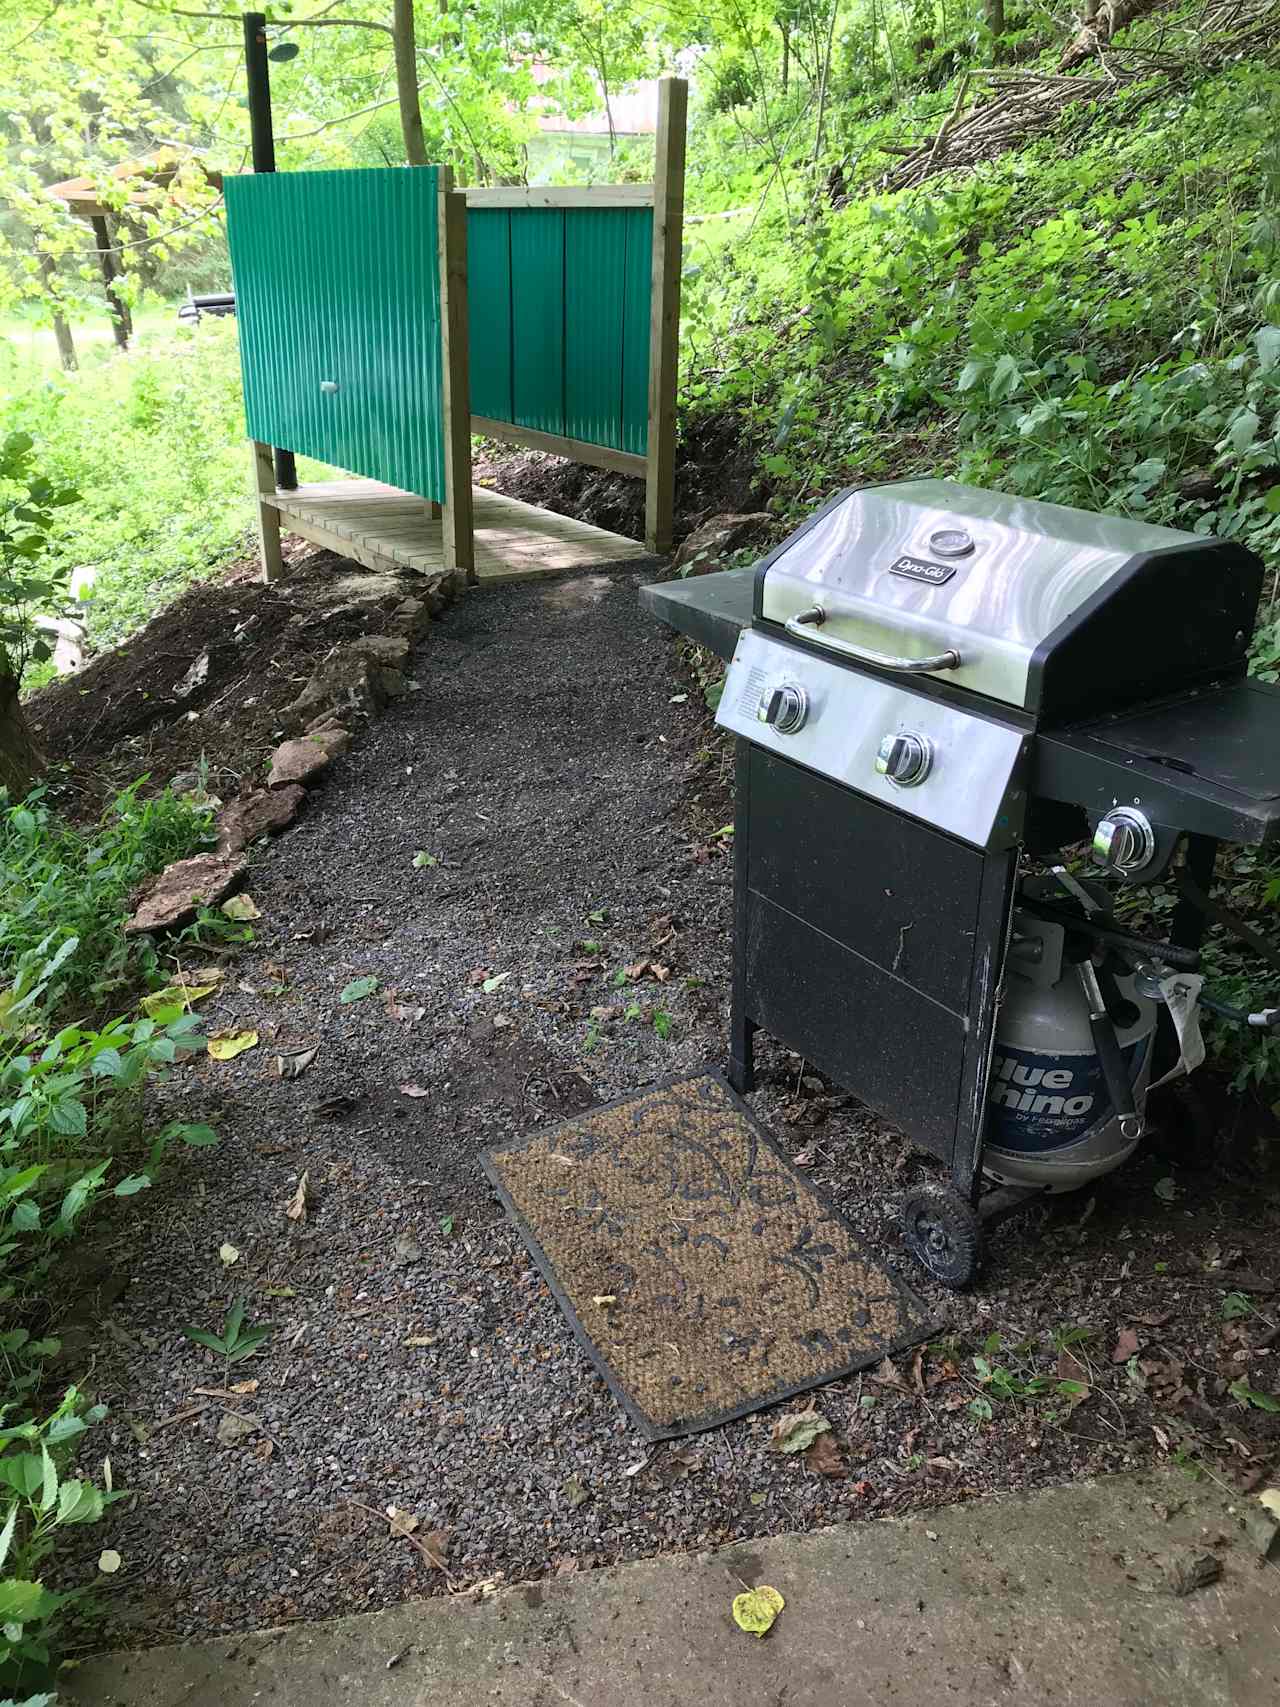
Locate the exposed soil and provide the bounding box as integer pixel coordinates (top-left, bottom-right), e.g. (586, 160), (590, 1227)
(49, 559), (1280, 1650)
(476, 414), (770, 549)
(27, 543), (425, 818)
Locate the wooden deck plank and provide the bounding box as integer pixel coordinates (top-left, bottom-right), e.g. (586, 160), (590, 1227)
(264, 479), (650, 584)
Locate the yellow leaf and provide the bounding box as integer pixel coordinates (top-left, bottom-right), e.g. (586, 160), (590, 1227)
(208, 1030), (258, 1061)
(98, 1549), (123, 1575)
(1259, 1489), (1280, 1519)
(732, 1585), (784, 1638)
(221, 895), (261, 920)
(142, 978), (219, 1019)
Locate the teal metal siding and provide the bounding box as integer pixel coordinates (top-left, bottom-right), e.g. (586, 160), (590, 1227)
(620, 207), (653, 457)
(510, 209), (565, 436)
(468, 202), (651, 455)
(467, 208), (513, 422)
(565, 209), (624, 448)
(225, 167), (446, 502)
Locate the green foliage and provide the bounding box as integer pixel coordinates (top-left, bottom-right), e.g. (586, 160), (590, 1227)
(0, 321), (252, 653)
(0, 782), (213, 1016)
(0, 433), (78, 691)
(0, 926), (217, 1695)
(183, 1298), (271, 1368)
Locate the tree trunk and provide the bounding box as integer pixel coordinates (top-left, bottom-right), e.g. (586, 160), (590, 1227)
(392, 0), (428, 165)
(0, 659), (43, 799)
(781, 23), (790, 93)
(90, 214), (132, 351)
(39, 254), (77, 372)
(984, 0), (1006, 36)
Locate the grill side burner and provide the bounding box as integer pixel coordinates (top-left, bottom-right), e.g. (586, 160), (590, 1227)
(640, 478), (1280, 1287)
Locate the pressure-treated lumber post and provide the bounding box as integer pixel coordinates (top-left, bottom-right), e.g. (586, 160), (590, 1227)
(645, 78), (687, 556)
(251, 439), (283, 583)
(438, 166), (474, 581)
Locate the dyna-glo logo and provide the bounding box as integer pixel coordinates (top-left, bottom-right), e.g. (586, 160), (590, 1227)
(989, 1053), (1095, 1119)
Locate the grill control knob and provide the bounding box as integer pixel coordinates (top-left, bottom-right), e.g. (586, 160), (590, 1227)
(1092, 807), (1156, 877)
(757, 682), (808, 734)
(875, 731), (932, 787)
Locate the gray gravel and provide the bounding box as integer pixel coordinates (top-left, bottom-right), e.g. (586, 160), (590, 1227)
(70, 564), (1280, 1644)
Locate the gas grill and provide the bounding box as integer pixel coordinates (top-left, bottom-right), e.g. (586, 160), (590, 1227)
(642, 480), (1280, 1286)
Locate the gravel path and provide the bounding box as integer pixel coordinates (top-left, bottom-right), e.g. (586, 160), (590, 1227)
(77, 563), (1280, 1645)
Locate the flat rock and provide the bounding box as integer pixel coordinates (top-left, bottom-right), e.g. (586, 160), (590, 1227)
(125, 854), (246, 936)
(267, 729), (350, 788)
(672, 511), (772, 573)
(285, 648), (381, 731)
(216, 786), (306, 857)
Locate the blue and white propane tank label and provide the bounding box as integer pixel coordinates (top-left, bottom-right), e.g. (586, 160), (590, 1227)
(987, 1039), (1149, 1152)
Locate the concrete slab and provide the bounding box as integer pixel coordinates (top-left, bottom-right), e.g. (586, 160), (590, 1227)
(68, 1471), (1279, 1707)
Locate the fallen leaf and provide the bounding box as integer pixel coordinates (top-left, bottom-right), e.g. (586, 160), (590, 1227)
(1112, 1327), (1142, 1364)
(481, 971), (512, 994)
(732, 1585), (784, 1638)
(1154, 1175), (1178, 1202)
(216, 1411), (259, 1446)
(275, 1045), (318, 1080)
(221, 894), (260, 921)
(399, 1083), (431, 1098)
(219, 1242), (240, 1265)
(1057, 1349), (1089, 1386)
(563, 1474), (589, 1509)
(383, 990), (426, 1024)
(805, 1432), (846, 1477)
(286, 1171), (309, 1224)
(422, 1529), (450, 1570)
(264, 1285), (295, 1298)
(387, 1508), (420, 1538)
(749, 1491), (767, 1507)
(872, 1356), (910, 1392)
(624, 959), (650, 980)
(402, 1335), (437, 1348)
(142, 978), (219, 1018)
(412, 851), (438, 869)
(231, 1379), (259, 1396)
(770, 1404), (830, 1454)
(340, 976), (379, 1004)
(208, 1030), (259, 1061)
(592, 1294), (617, 1308)
(98, 1549), (123, 1575)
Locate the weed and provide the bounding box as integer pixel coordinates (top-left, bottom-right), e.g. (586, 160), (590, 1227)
(183, 1298), (272, 1369)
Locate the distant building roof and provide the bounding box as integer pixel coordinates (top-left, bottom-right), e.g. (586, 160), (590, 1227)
(525, 65), (660, 139)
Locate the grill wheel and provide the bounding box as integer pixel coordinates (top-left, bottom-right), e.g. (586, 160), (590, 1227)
(901, 1183), (980, 1289)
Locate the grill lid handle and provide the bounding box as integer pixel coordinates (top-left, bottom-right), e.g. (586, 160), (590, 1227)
(785, 606), (962, 675)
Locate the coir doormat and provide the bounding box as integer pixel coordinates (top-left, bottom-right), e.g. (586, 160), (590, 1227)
(480, 1073), (934, 1440)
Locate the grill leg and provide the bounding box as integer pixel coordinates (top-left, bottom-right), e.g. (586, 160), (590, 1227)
(1153, 832), (1219, 1080)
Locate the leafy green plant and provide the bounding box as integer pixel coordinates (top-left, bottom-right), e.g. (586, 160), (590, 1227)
(0, 431), (79, 691)
(183, 1298), (272, 1369)
(1228, 1377), (1280, 1414)
(0, 1386), (119, 1693)
(0, 783), (213, 1016)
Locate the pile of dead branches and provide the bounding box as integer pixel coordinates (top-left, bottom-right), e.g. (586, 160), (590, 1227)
(879, 0), (1280, 194)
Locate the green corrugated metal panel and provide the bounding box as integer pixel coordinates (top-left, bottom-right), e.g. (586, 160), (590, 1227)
(564, 209), (626, 450)
(509, 209), (565, 436)
(620, 207), (653, 457)
(467, 208), (513, 422)
(225, 167), (445, 501)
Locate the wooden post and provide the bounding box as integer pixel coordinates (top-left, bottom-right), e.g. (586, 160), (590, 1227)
(644, 77), (687, 556)
(438, 166), (474, 582)
(252, 439), (283, 583)
(242, 10), (297, 491)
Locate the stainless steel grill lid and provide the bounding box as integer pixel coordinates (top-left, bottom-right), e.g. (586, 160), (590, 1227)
(756, 480), (1259, 717)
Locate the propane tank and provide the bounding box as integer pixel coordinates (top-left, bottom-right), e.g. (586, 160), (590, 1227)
(984, 909), (1157, 1191)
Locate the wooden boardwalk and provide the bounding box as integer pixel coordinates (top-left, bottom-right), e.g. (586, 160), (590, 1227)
(265, 479), (651, 585)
